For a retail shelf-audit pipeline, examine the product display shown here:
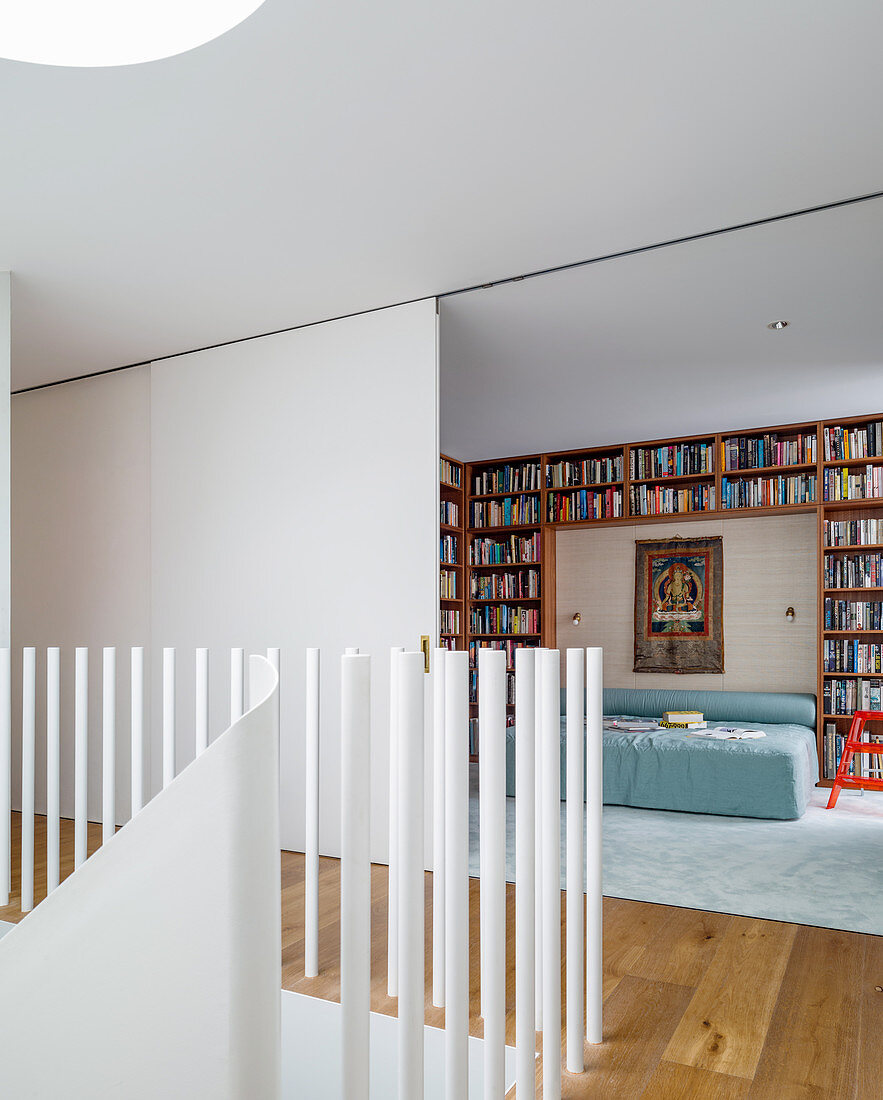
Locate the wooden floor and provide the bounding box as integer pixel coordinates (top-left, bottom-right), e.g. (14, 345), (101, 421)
(3, 814), (881, 1098)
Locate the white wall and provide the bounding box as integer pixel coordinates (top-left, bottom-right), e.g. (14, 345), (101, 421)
(11, 299), (439, 861)
(148, 301), (438, 859)
(555, 512), (817, 693)
(0, 273), (9, 648)
(11, 367), (151, 821)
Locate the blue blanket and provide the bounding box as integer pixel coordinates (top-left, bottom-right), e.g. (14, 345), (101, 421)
(505, 717), (818, 820)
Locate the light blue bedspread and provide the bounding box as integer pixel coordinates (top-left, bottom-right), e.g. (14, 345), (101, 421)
(505, 717), (818, 820)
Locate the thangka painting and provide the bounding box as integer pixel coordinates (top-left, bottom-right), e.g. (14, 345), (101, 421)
(634, 536), (724, 673)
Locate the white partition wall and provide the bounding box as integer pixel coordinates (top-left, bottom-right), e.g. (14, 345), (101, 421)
(11, 299), (439, 860)
(148, 300), (438, 859)
(0, 273), (8, 653)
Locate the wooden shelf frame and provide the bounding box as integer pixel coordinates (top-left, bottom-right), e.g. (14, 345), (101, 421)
(449, 412), (883, 778)
(439, 454), (466, 655)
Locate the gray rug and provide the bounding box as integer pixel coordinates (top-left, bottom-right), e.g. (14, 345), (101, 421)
(468, 765), (883, 936)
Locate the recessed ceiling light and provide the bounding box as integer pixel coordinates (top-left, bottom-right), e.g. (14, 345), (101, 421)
(0, 0), (267, 68)
(767, 320), (790, 330)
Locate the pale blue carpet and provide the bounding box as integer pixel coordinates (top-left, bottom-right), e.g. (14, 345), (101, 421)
(468, 765), (883, 936)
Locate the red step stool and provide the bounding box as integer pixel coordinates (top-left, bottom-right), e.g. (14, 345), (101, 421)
(826, 710), (883, 808)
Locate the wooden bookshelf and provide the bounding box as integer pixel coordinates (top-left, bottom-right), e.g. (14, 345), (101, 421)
(453, 412), (883, 779)
(439, 454), (465, 655)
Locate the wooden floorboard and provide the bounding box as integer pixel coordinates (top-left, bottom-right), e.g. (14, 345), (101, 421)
(1, 814), (879, 1097)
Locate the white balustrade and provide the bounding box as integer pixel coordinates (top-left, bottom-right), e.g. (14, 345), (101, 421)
(74, 647), (88, 870)
(586, 646), (604, 1045)
(340, 652), (372, 1100)
(195, 648), (209, 756)
(387, 645), (404, 997)
(103, 647), (116, 845)
(514, 647), (536, 1097)
(541, 649), (562, 1099)
(162, 648), (176, 789)
(566, 647), (585, 1073)
(432, 647), (446, 1008)
(304, 647), (320, 978)
(21, 648), (36, 912)
(444, 650), (470, 1099)
(46, 647), (60, 894)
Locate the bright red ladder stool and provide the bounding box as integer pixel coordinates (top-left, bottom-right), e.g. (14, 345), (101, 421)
(826, 710), (883, 808)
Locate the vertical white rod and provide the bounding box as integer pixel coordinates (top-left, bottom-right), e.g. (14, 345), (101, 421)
(162, 648), (176, 789)
(444, 650), (469, 1099)
(267, 647), (281, 753)
(479, 649), (487, 1019)
(478, 648), (506, 1099)
(514, 647), (536, 1097)
(74, 647), (88, 870)
(541, 649), (562, 1099)
(0, 648), (9, 907)
(398, 651), (425, 1100)
(21, 647), (36, 912)
(566, 648), (585, 1073)
(432, 647), (446, 1008)
(230, 647), (244, 723)
(534, 646), (546, 1030)
(387, 645), (404, 997)
(195, 648), (209, 756)
(586, 647), (604, 1045)
(304, 647), (320, 978)
(340, 653), (372, 1100)
(46, 647), (61, 894)
(102, 647), (116, 846)
(130, 648), (144, 817)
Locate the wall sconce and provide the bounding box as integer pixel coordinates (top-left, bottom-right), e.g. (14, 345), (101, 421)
(572, 612), (581, 626)
(785, 607), (795, 622)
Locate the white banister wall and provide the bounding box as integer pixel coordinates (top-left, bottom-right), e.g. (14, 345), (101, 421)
(566, 647), (585, 1074)
(0, 654), (282, 1099)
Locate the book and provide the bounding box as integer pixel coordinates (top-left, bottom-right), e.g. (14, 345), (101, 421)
(660, 719), (707, 729)
(663, 710), (703, 723)
(689, 727), (766, 740)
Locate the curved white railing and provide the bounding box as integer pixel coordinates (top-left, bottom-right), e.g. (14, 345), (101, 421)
(0, 654), (281, 1098)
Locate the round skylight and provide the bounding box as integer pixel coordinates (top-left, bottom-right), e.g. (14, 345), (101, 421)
(0, 0), (268, 67)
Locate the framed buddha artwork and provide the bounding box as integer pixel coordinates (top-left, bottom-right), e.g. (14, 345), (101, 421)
(634, 536), (724, 673)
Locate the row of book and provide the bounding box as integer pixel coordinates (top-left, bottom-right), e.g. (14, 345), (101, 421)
(468, 639), (539, 670)
(547, 487), (624, 522)
(822, 421), (883, 461)
(720, 473), (816, 509)
(823, 640), (882, 674)
(720, 432), (816, 471)
(439, 569), (458, 599)
(439, 458), (461, 487)
(822, 466), (883, 502)
(440, 500), (459, 526)
(470, 605), (541, 636)
(440, 534), (459, 565)
(469, 533), (541, 565)
(824, 552), (882, 590)
(629, 441), (714, 480)
(440, 610), (460, 635)
(823, 599), (883, 631)
(441, 637), (459, 653)
(823, 677), (883, 715)
(469, 495), (540, 529)
(822, 723), (882, 779)
(472, 462), (542, 495)
(469, 670), (516, 705)
(824, 518), (883, 547)
(629, 484), (715, 516)
(470, 568), (540, 600)
(546, 455), (623, 488)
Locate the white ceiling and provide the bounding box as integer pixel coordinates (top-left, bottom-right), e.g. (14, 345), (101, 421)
(2, 1), (883, 390)
(439, 197), (883, 460)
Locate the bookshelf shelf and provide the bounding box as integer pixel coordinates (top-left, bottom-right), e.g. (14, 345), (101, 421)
(453, 412), (883, 780)
(439, 454), (466, 659)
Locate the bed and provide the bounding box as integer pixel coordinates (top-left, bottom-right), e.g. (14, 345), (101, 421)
(504, 687), (819, 820)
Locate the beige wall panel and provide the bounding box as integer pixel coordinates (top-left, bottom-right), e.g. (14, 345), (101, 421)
(555, 513), (816, 696)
